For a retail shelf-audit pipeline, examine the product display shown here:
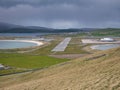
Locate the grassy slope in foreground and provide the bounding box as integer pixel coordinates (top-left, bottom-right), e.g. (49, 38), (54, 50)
(0, 53), (68, 75)
(0, 48), (120, 90)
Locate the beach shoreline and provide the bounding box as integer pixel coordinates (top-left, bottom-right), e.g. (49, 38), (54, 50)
(0, 40), (44, 46)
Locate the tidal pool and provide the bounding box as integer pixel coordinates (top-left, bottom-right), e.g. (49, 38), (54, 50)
(0, 40), (43, 49)
(91, 44), (120, 50)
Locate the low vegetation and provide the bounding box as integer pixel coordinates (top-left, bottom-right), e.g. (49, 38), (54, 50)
(0, 53), (68, 75)
(54, 37), (89, 54)
(91, 28), (120, 36)
(27, 37), (64, 55)
(0, 47), (120, 90)
(0, 31), (120, 89)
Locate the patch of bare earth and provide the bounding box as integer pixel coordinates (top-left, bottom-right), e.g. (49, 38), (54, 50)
(49, 54), (88, 59)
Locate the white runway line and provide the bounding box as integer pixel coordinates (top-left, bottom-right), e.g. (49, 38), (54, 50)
(52, 37), (71, 52)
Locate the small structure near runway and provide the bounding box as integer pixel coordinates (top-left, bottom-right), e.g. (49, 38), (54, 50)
(82, 38), (120, 44)
(0, 64), (5, 70)
(100, 38), (114, 42)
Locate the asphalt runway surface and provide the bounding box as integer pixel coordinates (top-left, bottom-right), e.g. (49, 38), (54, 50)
(52, 37), (71, 52)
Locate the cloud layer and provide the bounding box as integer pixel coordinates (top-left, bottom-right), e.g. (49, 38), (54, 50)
(0, 0), (120, 28)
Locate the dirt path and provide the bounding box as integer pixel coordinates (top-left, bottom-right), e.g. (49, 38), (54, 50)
(49, 54), (88, 59)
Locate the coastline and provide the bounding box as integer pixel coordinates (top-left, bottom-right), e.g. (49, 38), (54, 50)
(0, 40), (44, 46)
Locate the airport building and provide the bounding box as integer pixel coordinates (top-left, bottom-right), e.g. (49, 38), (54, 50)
(100, 38), (114, 42)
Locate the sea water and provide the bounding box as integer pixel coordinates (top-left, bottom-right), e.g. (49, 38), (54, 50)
(0, 40), (39, 49)
(91, 44), (120, 50)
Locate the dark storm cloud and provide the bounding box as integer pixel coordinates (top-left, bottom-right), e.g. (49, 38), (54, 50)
(0, 0), (120, 28)
(0, 0), (92, 8)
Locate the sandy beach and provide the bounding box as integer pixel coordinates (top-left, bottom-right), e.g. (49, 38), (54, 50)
(0, 40), (44, 46)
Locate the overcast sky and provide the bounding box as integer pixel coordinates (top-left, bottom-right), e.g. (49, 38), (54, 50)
(0, 0), (120, 29)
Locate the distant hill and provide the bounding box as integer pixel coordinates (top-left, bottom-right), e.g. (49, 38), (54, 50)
(0, 22), (98, 33)
(0, 22), (83, 33)
(1, 22), (119, 34)
(0, 22), (53, 33)
(80, 28), (99, 31)
(0, 22), (22, 30)
(91, 28), (120, 36)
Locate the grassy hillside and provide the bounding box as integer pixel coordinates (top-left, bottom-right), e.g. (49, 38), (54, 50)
(0, 47), (120, 90)
(91, 28), (120, 36)
(0, 53), (68, 69)
(0, 53), (68, 75)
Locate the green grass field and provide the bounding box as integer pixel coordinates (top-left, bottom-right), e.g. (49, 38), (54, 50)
(25, 37), (88, 55)
(91, 28), (120, 36)
(0, 53), (68, 75)
(1, 47), (120, 90)
(25, 36), (64, 55)
(54, 37), (89, 54)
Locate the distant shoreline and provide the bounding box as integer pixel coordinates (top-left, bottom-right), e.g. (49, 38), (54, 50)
(0, 40), (43, 46)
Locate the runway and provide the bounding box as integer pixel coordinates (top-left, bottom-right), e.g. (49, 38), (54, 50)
(52, 37), (71, 52)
